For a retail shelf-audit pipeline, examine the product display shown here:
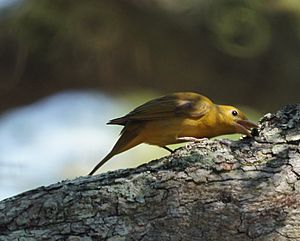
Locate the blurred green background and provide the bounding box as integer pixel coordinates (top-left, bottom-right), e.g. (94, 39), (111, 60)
(0, 0), (299, 200)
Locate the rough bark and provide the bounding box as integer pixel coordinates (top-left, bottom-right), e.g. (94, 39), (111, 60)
(1, 104), (300, 241)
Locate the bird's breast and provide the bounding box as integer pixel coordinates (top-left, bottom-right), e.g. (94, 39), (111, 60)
(140, 117), (218, 146)
(140, 119), (186, 146)
(177, 118), (217, 138)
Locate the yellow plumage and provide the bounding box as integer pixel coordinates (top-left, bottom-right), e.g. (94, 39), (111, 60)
(89, 92), (257, 175)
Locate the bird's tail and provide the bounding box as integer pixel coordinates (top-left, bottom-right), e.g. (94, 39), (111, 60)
(88, 151), (115, 176)
(88, 124), (143, 175)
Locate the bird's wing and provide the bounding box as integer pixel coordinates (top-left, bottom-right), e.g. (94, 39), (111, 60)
(123, 92), (213, 121)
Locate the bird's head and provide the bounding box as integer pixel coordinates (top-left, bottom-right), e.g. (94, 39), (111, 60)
(218, 105), (258, 137)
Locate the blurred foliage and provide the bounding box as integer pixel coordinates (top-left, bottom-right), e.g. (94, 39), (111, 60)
(0, 0), (299, 113)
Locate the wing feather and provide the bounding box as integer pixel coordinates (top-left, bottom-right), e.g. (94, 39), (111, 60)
(108, 92), (213, 125)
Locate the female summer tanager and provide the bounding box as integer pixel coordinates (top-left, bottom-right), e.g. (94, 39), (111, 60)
(89, 92), (258, 175)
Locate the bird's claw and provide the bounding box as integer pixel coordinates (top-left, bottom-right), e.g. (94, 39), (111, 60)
(177, 137), (204, 142)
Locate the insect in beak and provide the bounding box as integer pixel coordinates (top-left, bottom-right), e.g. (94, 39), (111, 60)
(235, 120), (259, 137)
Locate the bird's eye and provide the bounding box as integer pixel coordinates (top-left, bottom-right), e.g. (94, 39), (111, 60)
(231, 110), (238, 116)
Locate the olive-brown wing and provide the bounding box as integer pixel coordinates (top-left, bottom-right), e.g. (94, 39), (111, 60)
(109, 92), (213, 125)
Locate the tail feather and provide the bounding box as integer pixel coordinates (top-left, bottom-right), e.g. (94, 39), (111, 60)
(107, 117), (128, 125)
(88, 124), (143, 175)
(88, 152), (115, 175)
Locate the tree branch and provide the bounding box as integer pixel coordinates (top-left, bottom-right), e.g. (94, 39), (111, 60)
(1, 104), (300, 241)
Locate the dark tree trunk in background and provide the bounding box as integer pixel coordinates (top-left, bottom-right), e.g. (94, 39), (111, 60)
(0, 104), (300, 241)
(1, 0), (299, 113)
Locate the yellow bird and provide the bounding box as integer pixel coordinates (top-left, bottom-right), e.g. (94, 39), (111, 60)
(89, 92), (258, 175)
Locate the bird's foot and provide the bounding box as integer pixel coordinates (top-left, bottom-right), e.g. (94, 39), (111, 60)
(177, 137), (204, 142)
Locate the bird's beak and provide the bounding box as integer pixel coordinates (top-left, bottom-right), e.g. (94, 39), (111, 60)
(235, 120), (259, 137)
